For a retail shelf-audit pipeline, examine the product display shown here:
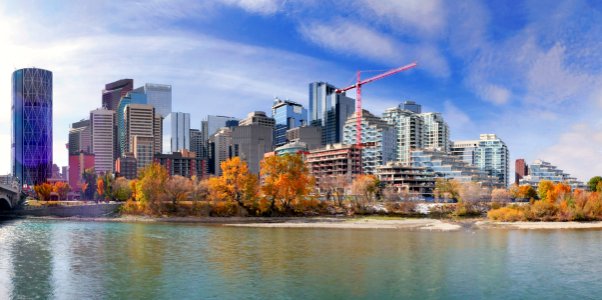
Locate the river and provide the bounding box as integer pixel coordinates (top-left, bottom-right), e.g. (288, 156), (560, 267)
(1, 217), (601, 299)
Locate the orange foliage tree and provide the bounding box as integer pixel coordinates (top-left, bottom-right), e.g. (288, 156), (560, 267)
(33, 183), (53, 201)
(350, 174), (380, 204)
(96, 178), (105, 201)
(52, 182), (70, 200)
(260, 154), (315, 215)
(208, 157), (259, 215)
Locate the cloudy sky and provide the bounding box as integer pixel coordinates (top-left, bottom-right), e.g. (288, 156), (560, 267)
(1, 0), (601, 182)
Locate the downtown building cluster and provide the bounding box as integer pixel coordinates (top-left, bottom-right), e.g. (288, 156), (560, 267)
(10, 68), (587, 198)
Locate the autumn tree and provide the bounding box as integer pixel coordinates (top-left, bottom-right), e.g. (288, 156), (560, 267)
(491, 188), (511, 203)
(537, 180), (554, 201)
(191, 179), (210, 202)
(96, 178), (105, 202)
(33, 183), (53, 201)
(434, 178), (461, 202)
(320, 175), (349, 207)
(511, 184), (537, 200)
(112, 177), (132, 201)
(135, 163), (169, 215)
(459, 182), (486, 203)
(163, 175), (193, 211)
(81, 168), (97, 200)
(260, 154), (315, 215)
(208, 157), (259, 214)
(52, 182), (70, 200)
(350, 175), (380, 204)
(588, 176), (602, 192)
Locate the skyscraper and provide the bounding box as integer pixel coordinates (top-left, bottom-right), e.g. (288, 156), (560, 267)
(102, 79), (133, 111)
(343, 110), (396, 174)
(117, 90), (147, 156)
(163, 112), (190, 154)
(208, 127), (233, 176)
(125, 104), (158, 170)
(12, 68), (53, 186)
(474, 134), (509, 187)
(142, 83), (172, 118)
(239, 111), (275, 128)
(90, 108), (115, 174)
(68, 119), (91, 155)
(308, 82), (355, 145)
(271, 98), (307, 147)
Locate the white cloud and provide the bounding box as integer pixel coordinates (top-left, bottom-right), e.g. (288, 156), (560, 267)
(537, 122), (602, 182)
(299, 20), (449, 77)
(219, 0), (284, 15)
(358, 0), (446, 37)
(0, 3), (348, 173)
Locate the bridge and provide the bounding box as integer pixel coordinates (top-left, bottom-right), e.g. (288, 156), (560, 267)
(0, 176), (21, 211)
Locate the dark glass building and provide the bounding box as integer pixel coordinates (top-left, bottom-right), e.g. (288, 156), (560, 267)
(102, 79), (133, 111)
(308, 82), (355, 145)
(12, 68), (53, 186)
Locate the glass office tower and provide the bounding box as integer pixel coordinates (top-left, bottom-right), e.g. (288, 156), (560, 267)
(12, 68), (53, 186)
(272, 98), (307, 147)
(308, 82), (355, 145)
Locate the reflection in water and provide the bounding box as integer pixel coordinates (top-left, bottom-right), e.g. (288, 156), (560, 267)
(2, 220), (602, 299)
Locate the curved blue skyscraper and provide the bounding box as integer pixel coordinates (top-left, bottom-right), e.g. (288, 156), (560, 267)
(12, 68), (53, 186)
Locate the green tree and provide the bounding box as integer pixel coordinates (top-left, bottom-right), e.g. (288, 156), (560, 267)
(588, 176), (602, 192)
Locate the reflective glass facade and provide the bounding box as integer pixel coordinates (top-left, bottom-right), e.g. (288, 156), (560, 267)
(272, 98), (307, 147)
(309, 82), (355, 145)
(163, 112), (190, 154)
(143, 83), (171, 118)
(12, 68), (53, 186)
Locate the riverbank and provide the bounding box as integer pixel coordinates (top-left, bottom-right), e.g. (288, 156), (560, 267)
(9, 209), (602, 231)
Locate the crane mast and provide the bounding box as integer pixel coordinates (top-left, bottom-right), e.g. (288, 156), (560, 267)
(335, 62), (417, 148)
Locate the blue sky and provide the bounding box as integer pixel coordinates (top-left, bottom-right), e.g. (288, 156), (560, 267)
(1, 0), (601, 181)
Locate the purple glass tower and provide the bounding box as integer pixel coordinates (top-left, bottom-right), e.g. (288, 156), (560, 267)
(12, 68), (53, 186)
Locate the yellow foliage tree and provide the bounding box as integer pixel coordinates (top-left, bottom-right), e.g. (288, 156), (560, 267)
(208, 157), (259, 215)
(537, 180), (554, 201)
(260, 154), (315, 215)
(135, 163), (169, 215)
(434, 178), (461, 201)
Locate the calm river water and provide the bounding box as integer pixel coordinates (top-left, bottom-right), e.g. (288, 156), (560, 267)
(1, 218), (602, 299)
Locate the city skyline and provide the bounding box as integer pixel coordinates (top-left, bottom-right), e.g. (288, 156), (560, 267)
(1, 1), (601, 181)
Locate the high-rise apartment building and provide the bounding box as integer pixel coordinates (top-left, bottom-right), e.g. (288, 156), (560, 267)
(515, 159), (528, 185)
(382, 102), (424, 163)
(102, 79), (133, 111)
(231, 124), (274, 174)
(343, 110), (396, 174)
(420, 112), (450, 152)
(12, 68), (53, 186)
(142, 83), (171, 118)
(308, 82), (355, 145)
(90, 108), (115, 175)
(162, 112), (190, 154)
(271, 98), (307, 147)
(450, 140), (479, 165)
(474, 134), (509, 187)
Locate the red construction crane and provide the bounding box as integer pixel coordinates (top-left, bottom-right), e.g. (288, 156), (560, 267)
(335, 62), (417, 147)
